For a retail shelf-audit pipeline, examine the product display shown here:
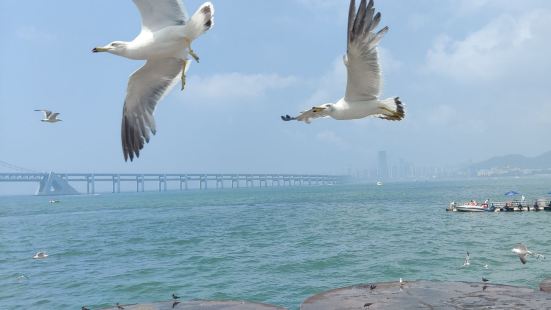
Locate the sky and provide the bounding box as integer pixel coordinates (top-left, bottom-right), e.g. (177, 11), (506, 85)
(1, 0), (551, 176)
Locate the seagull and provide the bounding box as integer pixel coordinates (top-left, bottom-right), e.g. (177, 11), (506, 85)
(282, 0), (404, 124)
(116, 303), (124, 309)
(33, 251), (48, 259)
(34, 110), (62, 123)
(370, 284), (376, 291)
(172, 293), (180, 299)
(462, 251), (470, 267)
(482, 277), (489, 283)
(93, 0), (214, 161)
(512, 243), (545, 264)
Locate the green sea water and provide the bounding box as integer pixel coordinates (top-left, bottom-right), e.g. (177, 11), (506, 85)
(1, 178), (550, 309)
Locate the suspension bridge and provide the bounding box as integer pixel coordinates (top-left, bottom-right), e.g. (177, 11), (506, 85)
(0, 161), (346, 196)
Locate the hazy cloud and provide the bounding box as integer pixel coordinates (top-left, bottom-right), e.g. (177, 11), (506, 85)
(16, 26), (56, 43)
(426, 10), (551, 82)
(186, 73), (299, 103)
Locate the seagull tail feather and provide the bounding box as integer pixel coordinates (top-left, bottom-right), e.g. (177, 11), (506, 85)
(184, 2), (215, 42)
(377, 97), (405, 121)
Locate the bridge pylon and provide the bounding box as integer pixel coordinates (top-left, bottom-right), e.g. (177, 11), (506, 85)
(36, 172), (80, 196)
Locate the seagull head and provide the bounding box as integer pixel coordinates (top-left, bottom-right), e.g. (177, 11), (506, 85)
(93, 41), (128, 55)
(312, 104), (334, 114)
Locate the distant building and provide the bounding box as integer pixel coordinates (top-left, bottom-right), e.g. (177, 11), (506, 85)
(377, 151), (389, 180)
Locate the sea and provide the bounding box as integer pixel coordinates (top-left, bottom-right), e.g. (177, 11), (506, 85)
(1, 177), (551, 309)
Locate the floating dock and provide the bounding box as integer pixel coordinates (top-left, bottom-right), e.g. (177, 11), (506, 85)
(447, 199), (551, 212)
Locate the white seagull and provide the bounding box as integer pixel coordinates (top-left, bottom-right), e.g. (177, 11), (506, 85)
(512, 243), (545, 264)
(282, 0), (404, 124)
(93, 0), (214, 161)
(33, 251), (48, 259)
(462, 251), (470, 267)
(34, 110), (62, 123)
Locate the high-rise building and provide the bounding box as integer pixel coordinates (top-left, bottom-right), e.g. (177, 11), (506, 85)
(377, 151), (389, 180)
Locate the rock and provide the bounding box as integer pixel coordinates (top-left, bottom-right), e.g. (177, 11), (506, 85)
(540, 278), (551, 293)
(300, 281), (551, 309)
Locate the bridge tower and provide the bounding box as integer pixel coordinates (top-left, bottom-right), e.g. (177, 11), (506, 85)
(36, 172), (79, 196)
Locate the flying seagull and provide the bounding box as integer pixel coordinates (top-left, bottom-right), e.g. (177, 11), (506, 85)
(93, 0), (214, 161)
(34, 110), (62, 123)
(282, 0), (404, 124)
(512, 243), (545, 264)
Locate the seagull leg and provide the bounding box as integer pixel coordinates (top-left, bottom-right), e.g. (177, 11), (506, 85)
(181, 60), (189, 91)
(189, 48), (200, 63)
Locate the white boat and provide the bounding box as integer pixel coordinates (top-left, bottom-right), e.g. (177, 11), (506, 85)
(451, 201), (489, 212)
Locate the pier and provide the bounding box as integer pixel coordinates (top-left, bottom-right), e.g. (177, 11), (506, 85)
(0, 172), (346, 196)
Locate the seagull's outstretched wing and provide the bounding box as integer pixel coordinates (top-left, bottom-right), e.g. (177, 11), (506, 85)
(51, 113), (60, 120)
(34, 109), (52, 118)
(121, 58), (184, 161)
(132, 0), (189, 32)
(344, 0), (388, 102)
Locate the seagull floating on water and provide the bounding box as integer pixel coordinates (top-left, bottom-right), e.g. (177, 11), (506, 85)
(33, 251), (48, 259)
(462, 251), (470, 267)
(34, 110), (62, 123)
(93, 0), (214, 161)
(482, 277), (489, 283)
(282, 0), (405, 124)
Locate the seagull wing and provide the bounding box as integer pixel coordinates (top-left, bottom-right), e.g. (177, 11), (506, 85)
(344, 0), (388, 102)
(519, 254), (528, 264)
(50, 113), (60, 119)
(35, 109), (52, 118)
(132, 0), (189, 32)
(121, 58), (184, 161)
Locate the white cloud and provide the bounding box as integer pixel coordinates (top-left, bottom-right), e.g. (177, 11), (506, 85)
(425, 9), (551, 82)
(306, 57), (347, 106)
(295, 0), (342, 10)
(185, 73), (299, 103)
(454, 0), (550, 13)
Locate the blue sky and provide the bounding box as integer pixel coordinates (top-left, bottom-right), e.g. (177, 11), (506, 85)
(1, 0), (551, 175)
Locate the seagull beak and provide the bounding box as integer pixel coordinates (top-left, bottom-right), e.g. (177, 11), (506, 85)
(92, 47), (109, 53)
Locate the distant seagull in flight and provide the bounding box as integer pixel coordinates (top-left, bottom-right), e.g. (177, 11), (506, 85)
(93, 0), (214, 161)
(34, 110), (62, 123)
(512, 243), (545, 264)
(282, 0), (404, 124)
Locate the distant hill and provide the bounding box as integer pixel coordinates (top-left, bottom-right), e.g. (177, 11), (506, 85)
(471, 151), (551, 170)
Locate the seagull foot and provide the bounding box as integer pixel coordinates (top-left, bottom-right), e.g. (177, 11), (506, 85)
(190, 48), (200, 63)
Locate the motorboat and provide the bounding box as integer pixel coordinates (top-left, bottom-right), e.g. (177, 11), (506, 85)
(448, 201), (489, 212)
